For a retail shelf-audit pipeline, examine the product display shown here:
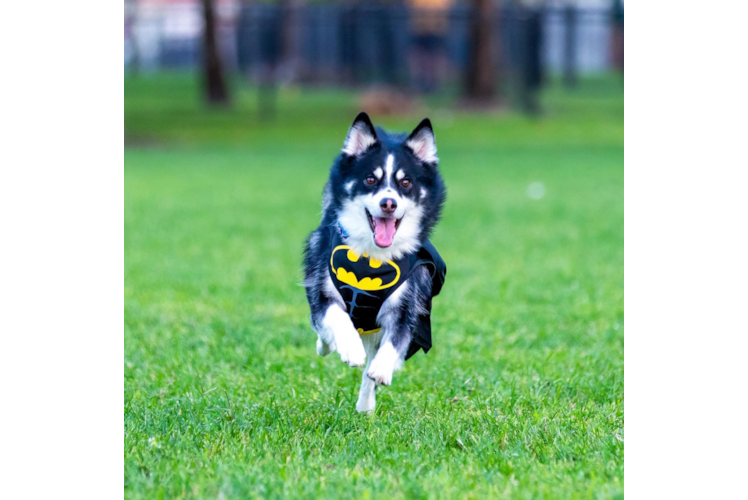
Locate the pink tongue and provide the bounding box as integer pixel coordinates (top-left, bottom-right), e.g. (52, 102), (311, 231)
(374, 217), (397, 247)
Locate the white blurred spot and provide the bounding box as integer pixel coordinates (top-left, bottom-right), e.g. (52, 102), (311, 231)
(527, 182), (546, 200)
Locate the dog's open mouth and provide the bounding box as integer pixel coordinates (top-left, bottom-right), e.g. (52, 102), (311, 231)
(366, 209), (402, 248)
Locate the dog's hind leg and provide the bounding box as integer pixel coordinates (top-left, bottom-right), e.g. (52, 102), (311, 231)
(356, 331), (383, 412)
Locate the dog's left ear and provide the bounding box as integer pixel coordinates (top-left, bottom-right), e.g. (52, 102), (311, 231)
(406, 118), (438, 164)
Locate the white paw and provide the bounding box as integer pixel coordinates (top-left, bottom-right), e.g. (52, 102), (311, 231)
(316, 337), (335, 357)
(366, 342), (400, 385)
(336, 333), (366, 367)
(356, 395), (376, 413)
(356, 376), (377, 413)
(366, 359), (393, 385)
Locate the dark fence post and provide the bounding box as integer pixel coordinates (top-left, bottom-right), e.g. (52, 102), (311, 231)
(563, 3), (577, 88)
(521, 5), (544, 114)
(464, 0), (497, 102)
(201, 0), (231, 105)
(257, 3), (284, 120)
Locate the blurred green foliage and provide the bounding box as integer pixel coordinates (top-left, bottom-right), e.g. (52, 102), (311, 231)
(124, 73), (623, 148)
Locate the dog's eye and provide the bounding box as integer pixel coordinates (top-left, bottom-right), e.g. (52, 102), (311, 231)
(401, 179), (411, 188)
(365, 176), (376, 185)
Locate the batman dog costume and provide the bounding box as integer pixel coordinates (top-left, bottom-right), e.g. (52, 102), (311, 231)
(327, 223), (446, 360)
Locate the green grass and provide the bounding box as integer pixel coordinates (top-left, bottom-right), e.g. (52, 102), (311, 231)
(125, 74), (623, 499)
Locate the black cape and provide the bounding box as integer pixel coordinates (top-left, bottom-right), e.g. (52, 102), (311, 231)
(325, 225), (446, 359)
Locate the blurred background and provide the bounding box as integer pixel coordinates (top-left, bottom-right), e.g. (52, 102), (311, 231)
(124, 0), (623, 120)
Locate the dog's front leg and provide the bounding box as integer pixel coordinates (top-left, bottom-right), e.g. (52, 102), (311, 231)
(317, 304), (366, 367)
(366, 334), (407, 386)
(365, 269), (430, 387)
(366, 287), (408, 386)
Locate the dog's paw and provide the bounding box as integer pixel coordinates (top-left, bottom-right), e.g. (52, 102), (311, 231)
(336, 334), (366, 367)
(366, 360), (393, 385)
(356, 396), (376, 413)
(366, 342), (400, 385)
(316, 337), (335, 357)
(356, 377), (377, 412)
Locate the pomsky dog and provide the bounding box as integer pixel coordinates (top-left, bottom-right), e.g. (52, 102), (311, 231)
(303, 112), (447, 412)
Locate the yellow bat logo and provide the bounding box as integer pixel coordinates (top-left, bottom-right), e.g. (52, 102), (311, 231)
(330, 245), (400, 291)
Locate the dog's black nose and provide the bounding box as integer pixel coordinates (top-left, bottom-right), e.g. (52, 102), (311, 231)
(380, 198), (397, 214)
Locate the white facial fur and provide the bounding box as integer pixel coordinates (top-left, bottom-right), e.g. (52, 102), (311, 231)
(337, 187), (424, 261)
(383, 154), (395, 186)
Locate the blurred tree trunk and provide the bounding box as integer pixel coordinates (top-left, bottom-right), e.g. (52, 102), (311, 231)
(127, 0), (140, 73)
(201, 0), (230, 105)
(611, 25), (624, 74)
(465, 0), (497, 102)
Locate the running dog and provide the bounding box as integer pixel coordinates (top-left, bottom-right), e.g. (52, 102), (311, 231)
(303, 112), (446, 412)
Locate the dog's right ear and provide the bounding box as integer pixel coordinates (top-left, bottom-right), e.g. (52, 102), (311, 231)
(342, 112), (378, 156)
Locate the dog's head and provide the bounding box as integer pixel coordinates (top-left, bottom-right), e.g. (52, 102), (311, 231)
(324, 112), (446, 260)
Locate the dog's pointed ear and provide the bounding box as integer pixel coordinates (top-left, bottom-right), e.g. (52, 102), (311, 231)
(406, 118), (437, 164)
(342, 112), (378, 156)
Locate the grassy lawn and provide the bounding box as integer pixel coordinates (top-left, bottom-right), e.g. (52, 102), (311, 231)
(125, 75), (623, 499)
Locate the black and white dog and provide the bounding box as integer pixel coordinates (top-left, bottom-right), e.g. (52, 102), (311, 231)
(303, 112), (447, 412)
